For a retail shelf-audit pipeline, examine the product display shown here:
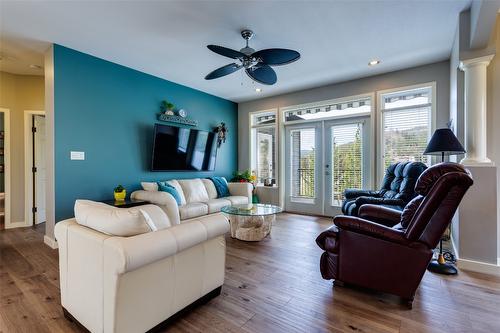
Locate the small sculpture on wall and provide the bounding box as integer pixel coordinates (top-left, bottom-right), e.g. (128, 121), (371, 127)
(214, 122), (228, 148)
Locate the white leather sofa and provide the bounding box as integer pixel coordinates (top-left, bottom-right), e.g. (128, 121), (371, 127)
(55, 212), (229, 333)
(131, 178), (253, 223)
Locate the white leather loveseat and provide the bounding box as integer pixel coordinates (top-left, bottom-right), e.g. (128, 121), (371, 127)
(131, 178), (253, 223)
(55, 201), (230, 333)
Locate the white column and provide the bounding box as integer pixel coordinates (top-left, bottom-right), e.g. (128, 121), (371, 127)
(459, 54), (495, 166)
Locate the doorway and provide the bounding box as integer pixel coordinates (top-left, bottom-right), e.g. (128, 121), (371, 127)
(0, 108), (10, 230)
(284, 117), (371, 216)
(25, 110), (46, 225)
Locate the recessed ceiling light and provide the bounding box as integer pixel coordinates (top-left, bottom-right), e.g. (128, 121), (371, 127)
(368, 59), (380, 66)
(255, 88), (262, 93)
(29, 64), (43, 69)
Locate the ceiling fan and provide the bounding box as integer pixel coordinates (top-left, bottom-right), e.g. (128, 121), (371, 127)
(205, 29), (300, 85)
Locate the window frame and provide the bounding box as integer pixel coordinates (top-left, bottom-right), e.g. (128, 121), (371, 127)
(376, 82), (436, 184)
(249, 108), (278, 186)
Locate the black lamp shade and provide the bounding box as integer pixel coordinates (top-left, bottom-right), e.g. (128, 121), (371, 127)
(424, 128), (466, 156)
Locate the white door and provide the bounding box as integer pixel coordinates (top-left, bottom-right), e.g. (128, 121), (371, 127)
(284, 122), (323, 215)
(323, 118), (371, 216)
(34, 115), (46, 224)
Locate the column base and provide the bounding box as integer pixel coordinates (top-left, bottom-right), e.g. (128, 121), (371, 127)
(460, 157), (494, 166)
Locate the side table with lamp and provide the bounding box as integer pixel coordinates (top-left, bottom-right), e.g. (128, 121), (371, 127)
(423, 128), (466, 275)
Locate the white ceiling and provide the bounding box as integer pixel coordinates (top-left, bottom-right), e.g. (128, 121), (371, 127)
(0, 0), (471, 102)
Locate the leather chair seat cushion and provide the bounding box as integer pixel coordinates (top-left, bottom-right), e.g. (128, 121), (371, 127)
(206, 198), (232, 214)
(179, 203), (209, 220)
(225, 196), (249, 205)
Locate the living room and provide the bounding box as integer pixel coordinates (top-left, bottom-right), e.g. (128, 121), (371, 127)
(1, 1), (500, 332)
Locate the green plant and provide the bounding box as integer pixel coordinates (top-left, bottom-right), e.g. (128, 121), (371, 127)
(230, 170), (253, 183)
(114, 185), (125, 193)
(161, 100), (175, 112)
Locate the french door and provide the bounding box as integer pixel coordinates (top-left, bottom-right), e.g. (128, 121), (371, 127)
(285, 117), (370, 216)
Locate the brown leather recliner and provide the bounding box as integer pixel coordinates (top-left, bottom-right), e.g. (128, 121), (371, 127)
(316, 163), (473, 308)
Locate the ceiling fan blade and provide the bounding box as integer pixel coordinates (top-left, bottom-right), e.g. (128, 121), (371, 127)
(252, 48), (300, 66)
(245, 64), (277, 85)
(205, 63), (242, 80)
(207, 45), (245, 59)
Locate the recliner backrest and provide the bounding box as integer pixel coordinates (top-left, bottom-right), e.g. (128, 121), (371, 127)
(379, 162), (427, 201)
(402, 163), (473, 249)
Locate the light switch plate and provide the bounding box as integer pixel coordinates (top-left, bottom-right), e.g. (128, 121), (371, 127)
(70, 151), (85, 160)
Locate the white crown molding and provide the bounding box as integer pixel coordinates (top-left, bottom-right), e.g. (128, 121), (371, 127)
(459, 54), (495, 70)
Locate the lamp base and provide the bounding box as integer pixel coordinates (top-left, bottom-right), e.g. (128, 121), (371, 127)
(427, 260), (458, 275)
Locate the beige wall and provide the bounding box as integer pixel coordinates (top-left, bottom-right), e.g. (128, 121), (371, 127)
(0, 71), (44, 223)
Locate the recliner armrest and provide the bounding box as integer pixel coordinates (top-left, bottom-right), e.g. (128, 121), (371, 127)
(354, 196), (405, 208)
(344, 189), (379, 199)
(358, 204), (402, 227)
(227, 182), (253, 202)
(334, 216), (408, 245)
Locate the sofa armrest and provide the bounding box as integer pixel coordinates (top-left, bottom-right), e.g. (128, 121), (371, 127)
(131, 190), (180, 225)
(354, 196), (405, 208)
(344, 189), (379, 199)
(103, 217), (230, 274)
(358, 204), (402, 227)
(227, 182), (253, 202)
(334, 215), (408, 245)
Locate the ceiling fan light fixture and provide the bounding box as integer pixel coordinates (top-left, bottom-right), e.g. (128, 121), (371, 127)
(255, 88), (262, 93)
(368, 59), (380, 66)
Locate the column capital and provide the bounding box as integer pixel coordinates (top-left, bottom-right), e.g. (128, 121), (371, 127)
(459, 54), (495, 70)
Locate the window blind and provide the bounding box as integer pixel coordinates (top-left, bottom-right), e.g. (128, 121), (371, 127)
(331, 123), (363, 206)
(382, 106), (430, 168)
(290, 128), (315, 198)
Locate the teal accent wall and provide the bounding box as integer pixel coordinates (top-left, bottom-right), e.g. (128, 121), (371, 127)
(54, 45), (237, 221)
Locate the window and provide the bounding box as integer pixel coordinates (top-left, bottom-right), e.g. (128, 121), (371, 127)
(290, 128), (316, 198)
(251, 110), (277, 184)
(331, 123), (363, 206)
(380, 85), (433, 172)
(284, 96), (371, 122)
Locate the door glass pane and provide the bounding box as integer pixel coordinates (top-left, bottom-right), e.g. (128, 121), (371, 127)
(255, 127), (276, 184)
(290, 128), (315, 198)
(331, 123), (363, 206)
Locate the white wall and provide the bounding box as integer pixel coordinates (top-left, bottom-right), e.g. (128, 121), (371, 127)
(238, 60), (450, 173)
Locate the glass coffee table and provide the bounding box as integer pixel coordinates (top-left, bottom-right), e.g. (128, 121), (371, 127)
(221, 204), (282, 241)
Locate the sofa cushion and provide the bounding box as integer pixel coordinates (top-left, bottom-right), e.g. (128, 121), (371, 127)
(206, 198), (231, 214)
(225, 196), (249, 205)
(166, 180), (186, 205)
(138, 204), (172, 231)
(178, 179), (209, 203)
(74, 200), (151, 236)
(201, 179), (218, 199)
(157, 181), (182, 205)
(208, 176), (230, 198)
(141, 181), (158, 191)
(179, 202), (209, 220)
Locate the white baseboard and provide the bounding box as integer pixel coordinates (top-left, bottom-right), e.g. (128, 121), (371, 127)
(457, 258), (500, 276)
(44, 235), (58, 249)
(5, 221), (30, 229)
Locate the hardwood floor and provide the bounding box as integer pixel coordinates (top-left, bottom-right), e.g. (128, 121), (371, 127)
(1, 213), (500, 332)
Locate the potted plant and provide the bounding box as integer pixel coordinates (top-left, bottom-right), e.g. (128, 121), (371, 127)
(160, 100), (175, 115)
(230, 170), (259, 203)
(114, 185), (126, 201)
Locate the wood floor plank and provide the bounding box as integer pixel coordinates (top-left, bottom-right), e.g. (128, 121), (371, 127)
(1, 216), (500, 333)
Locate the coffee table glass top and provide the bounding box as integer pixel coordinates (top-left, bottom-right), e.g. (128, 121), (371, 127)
(221, 204), (282, 216)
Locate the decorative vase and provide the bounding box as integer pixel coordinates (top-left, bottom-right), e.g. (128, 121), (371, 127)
(114, 190), (126, 201)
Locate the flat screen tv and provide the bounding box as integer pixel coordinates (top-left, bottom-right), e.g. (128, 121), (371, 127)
(151, 123), (218, 171)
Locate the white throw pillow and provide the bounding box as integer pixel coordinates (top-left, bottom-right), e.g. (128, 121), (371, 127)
(74, 200), (151, 236)
(178, 178), (210, 203)
(141, 182), (159, 191)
